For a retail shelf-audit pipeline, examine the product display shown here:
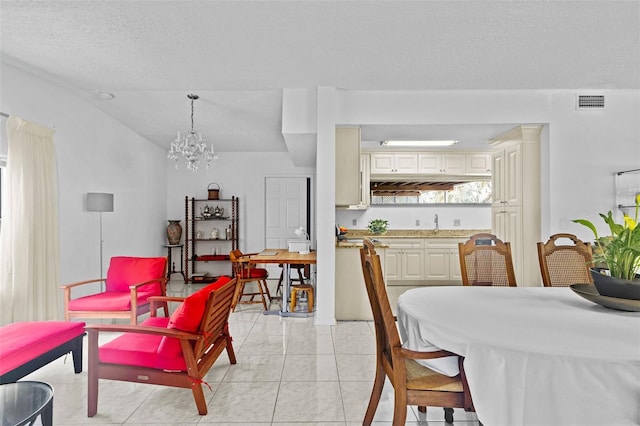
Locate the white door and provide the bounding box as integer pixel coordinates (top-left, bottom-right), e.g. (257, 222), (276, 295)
(265, 177), (309, 277)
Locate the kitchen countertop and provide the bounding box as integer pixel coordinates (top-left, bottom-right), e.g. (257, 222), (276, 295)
(336, 229), (491, 247)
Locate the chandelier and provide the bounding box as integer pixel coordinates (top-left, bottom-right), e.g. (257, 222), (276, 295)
(167, 93), (217, 171)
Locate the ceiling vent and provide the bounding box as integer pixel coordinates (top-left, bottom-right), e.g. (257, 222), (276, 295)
(576, 94), (605, 110)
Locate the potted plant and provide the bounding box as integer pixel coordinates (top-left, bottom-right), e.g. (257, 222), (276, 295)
(573, 194), (640, 299)
(367, 219), (389, 235)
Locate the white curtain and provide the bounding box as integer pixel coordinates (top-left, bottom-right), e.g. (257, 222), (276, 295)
(0, 116), (60, 325)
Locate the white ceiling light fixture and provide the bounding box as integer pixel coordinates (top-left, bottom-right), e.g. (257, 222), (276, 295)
(96, 91), (115, 100)
(167, 94), (218, 171)
(380, 140), (459, 147)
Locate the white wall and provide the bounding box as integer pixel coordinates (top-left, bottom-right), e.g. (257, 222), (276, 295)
(1, 63), (168, 313)
(332, 89), (640, 240)
(166, 151), (315, 261)
(318, 88), (640, 322)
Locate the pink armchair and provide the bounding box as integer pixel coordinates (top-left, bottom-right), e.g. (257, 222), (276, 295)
(61, 256), (168, 324)
(86, 276), (237, 416)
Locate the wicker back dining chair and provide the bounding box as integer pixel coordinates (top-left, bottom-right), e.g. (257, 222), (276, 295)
(458, 233), (517, 287)
(537, 233), (594, 287)
(360, 238), (475, 425)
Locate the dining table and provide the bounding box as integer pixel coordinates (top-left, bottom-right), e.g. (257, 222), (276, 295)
(397, 286), (640, 426)
(241, 249), (316, 316)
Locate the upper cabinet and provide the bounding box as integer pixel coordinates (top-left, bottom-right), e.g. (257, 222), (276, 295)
(465, 152), (492, 175)
(418, 153), (466, 174)
(370, 151), (491, 176)
(370, 153), (418, 174)
(336, 127), (369, 209)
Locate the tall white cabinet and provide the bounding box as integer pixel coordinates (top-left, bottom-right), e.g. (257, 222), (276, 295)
(490, 125), (542, 286)
(335, 127), (370, 209)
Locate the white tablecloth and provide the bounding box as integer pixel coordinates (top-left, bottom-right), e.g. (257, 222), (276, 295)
(397, 286), (640, 426)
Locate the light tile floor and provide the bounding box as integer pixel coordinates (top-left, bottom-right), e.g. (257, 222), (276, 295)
(20, 281), (481, 425)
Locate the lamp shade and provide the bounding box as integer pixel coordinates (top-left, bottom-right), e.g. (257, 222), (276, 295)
(87, 193), (114, 212)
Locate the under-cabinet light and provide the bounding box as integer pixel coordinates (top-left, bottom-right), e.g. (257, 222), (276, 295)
(380, 140), (459, 147)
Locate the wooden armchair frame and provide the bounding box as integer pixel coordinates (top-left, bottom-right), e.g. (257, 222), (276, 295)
(86, 278), (237, 416)
(61, 256), (169, 324)
(537, 233), (594, 287)
(360, 239), (475, 425)
(458, 233), (517, 287)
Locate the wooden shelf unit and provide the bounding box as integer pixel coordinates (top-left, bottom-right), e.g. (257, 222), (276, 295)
(184, 196), (239, 283)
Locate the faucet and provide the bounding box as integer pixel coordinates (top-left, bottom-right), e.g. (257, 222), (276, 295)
(434, 214), (439, 231)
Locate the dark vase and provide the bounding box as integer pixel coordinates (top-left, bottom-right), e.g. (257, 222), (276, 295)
(590, 267), (640, 300)
(166, 220), (182, 245)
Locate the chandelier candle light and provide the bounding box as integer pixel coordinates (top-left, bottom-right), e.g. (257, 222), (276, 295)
(167, 93), (218, 171)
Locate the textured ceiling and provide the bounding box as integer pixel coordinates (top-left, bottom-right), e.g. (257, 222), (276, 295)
(1, 1), (639, 157)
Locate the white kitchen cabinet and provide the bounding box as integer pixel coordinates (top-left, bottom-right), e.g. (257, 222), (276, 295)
(492, 143), (521, 206)
(383, 239), (424, 284)
(490, 125), (541, 286)
(424, 249), (449, 280)
(384, 249), (402, 281)
(417, 152), (489, 175)
(441, 153), (466, 174)
(465, 152), (492, 175)
(417, 153), (442, 173)
(360, 154), (371, 207)
(370, 153), (418, 174)
(335, 127), (361, 206)
(423, 238), (465, 283)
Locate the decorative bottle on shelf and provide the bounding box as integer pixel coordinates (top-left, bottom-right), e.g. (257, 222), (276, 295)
(225, 225), (232, 240)
(166, 220), (182, 245)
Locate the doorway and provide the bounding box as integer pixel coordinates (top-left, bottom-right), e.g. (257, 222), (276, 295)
(264, 176), (311, 277)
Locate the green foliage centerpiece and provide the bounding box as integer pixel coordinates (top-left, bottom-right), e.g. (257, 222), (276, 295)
(367, 219), (389, 235)
(573, 194), (640, 300)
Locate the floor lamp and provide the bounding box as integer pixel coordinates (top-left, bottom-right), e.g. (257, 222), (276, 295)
(87, 192), (114, 291)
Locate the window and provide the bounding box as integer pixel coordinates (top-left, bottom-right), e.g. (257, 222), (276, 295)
(371, 180), (492, 205)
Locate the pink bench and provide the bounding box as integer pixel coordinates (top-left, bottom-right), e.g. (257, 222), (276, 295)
(0, 321), (85, 384)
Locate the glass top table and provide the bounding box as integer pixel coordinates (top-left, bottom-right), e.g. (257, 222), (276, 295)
(0, 381), (54, 426)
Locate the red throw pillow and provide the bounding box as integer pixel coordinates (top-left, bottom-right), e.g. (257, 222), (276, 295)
(157, 276), (233, 361)
(167, 276), (232, 332)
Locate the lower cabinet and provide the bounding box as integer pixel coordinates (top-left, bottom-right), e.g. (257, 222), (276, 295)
(384, 239), (425, 284)
(424, 247), (462, 282)
(383, 238), (465, 285)
(424, 239), (465, 283)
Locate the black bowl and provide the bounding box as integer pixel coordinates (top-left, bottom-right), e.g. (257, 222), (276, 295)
(590, 268), (640, 300)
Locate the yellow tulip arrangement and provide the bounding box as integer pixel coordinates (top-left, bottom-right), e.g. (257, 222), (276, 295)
(573, 194), (640, 281)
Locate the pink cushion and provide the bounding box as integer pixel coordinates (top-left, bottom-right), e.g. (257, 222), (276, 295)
(99, 327), (187, 371)
(167, 276), (233, 332)
(155, 276), (233, 359)
(105, 256), (166, 293)
(99, 276), (234, 370)
(238, 268), (268, 279)
(67, 286), (159, 311)
(0, 321), (85, 374)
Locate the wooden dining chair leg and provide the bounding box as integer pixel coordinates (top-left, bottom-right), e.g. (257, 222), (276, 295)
(231, 281), (245, 311)
(261, 278), (272, 301)
(257, 280), (269, 311)
(364, 363), (386, 426)
(393, 393), (408, 426)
